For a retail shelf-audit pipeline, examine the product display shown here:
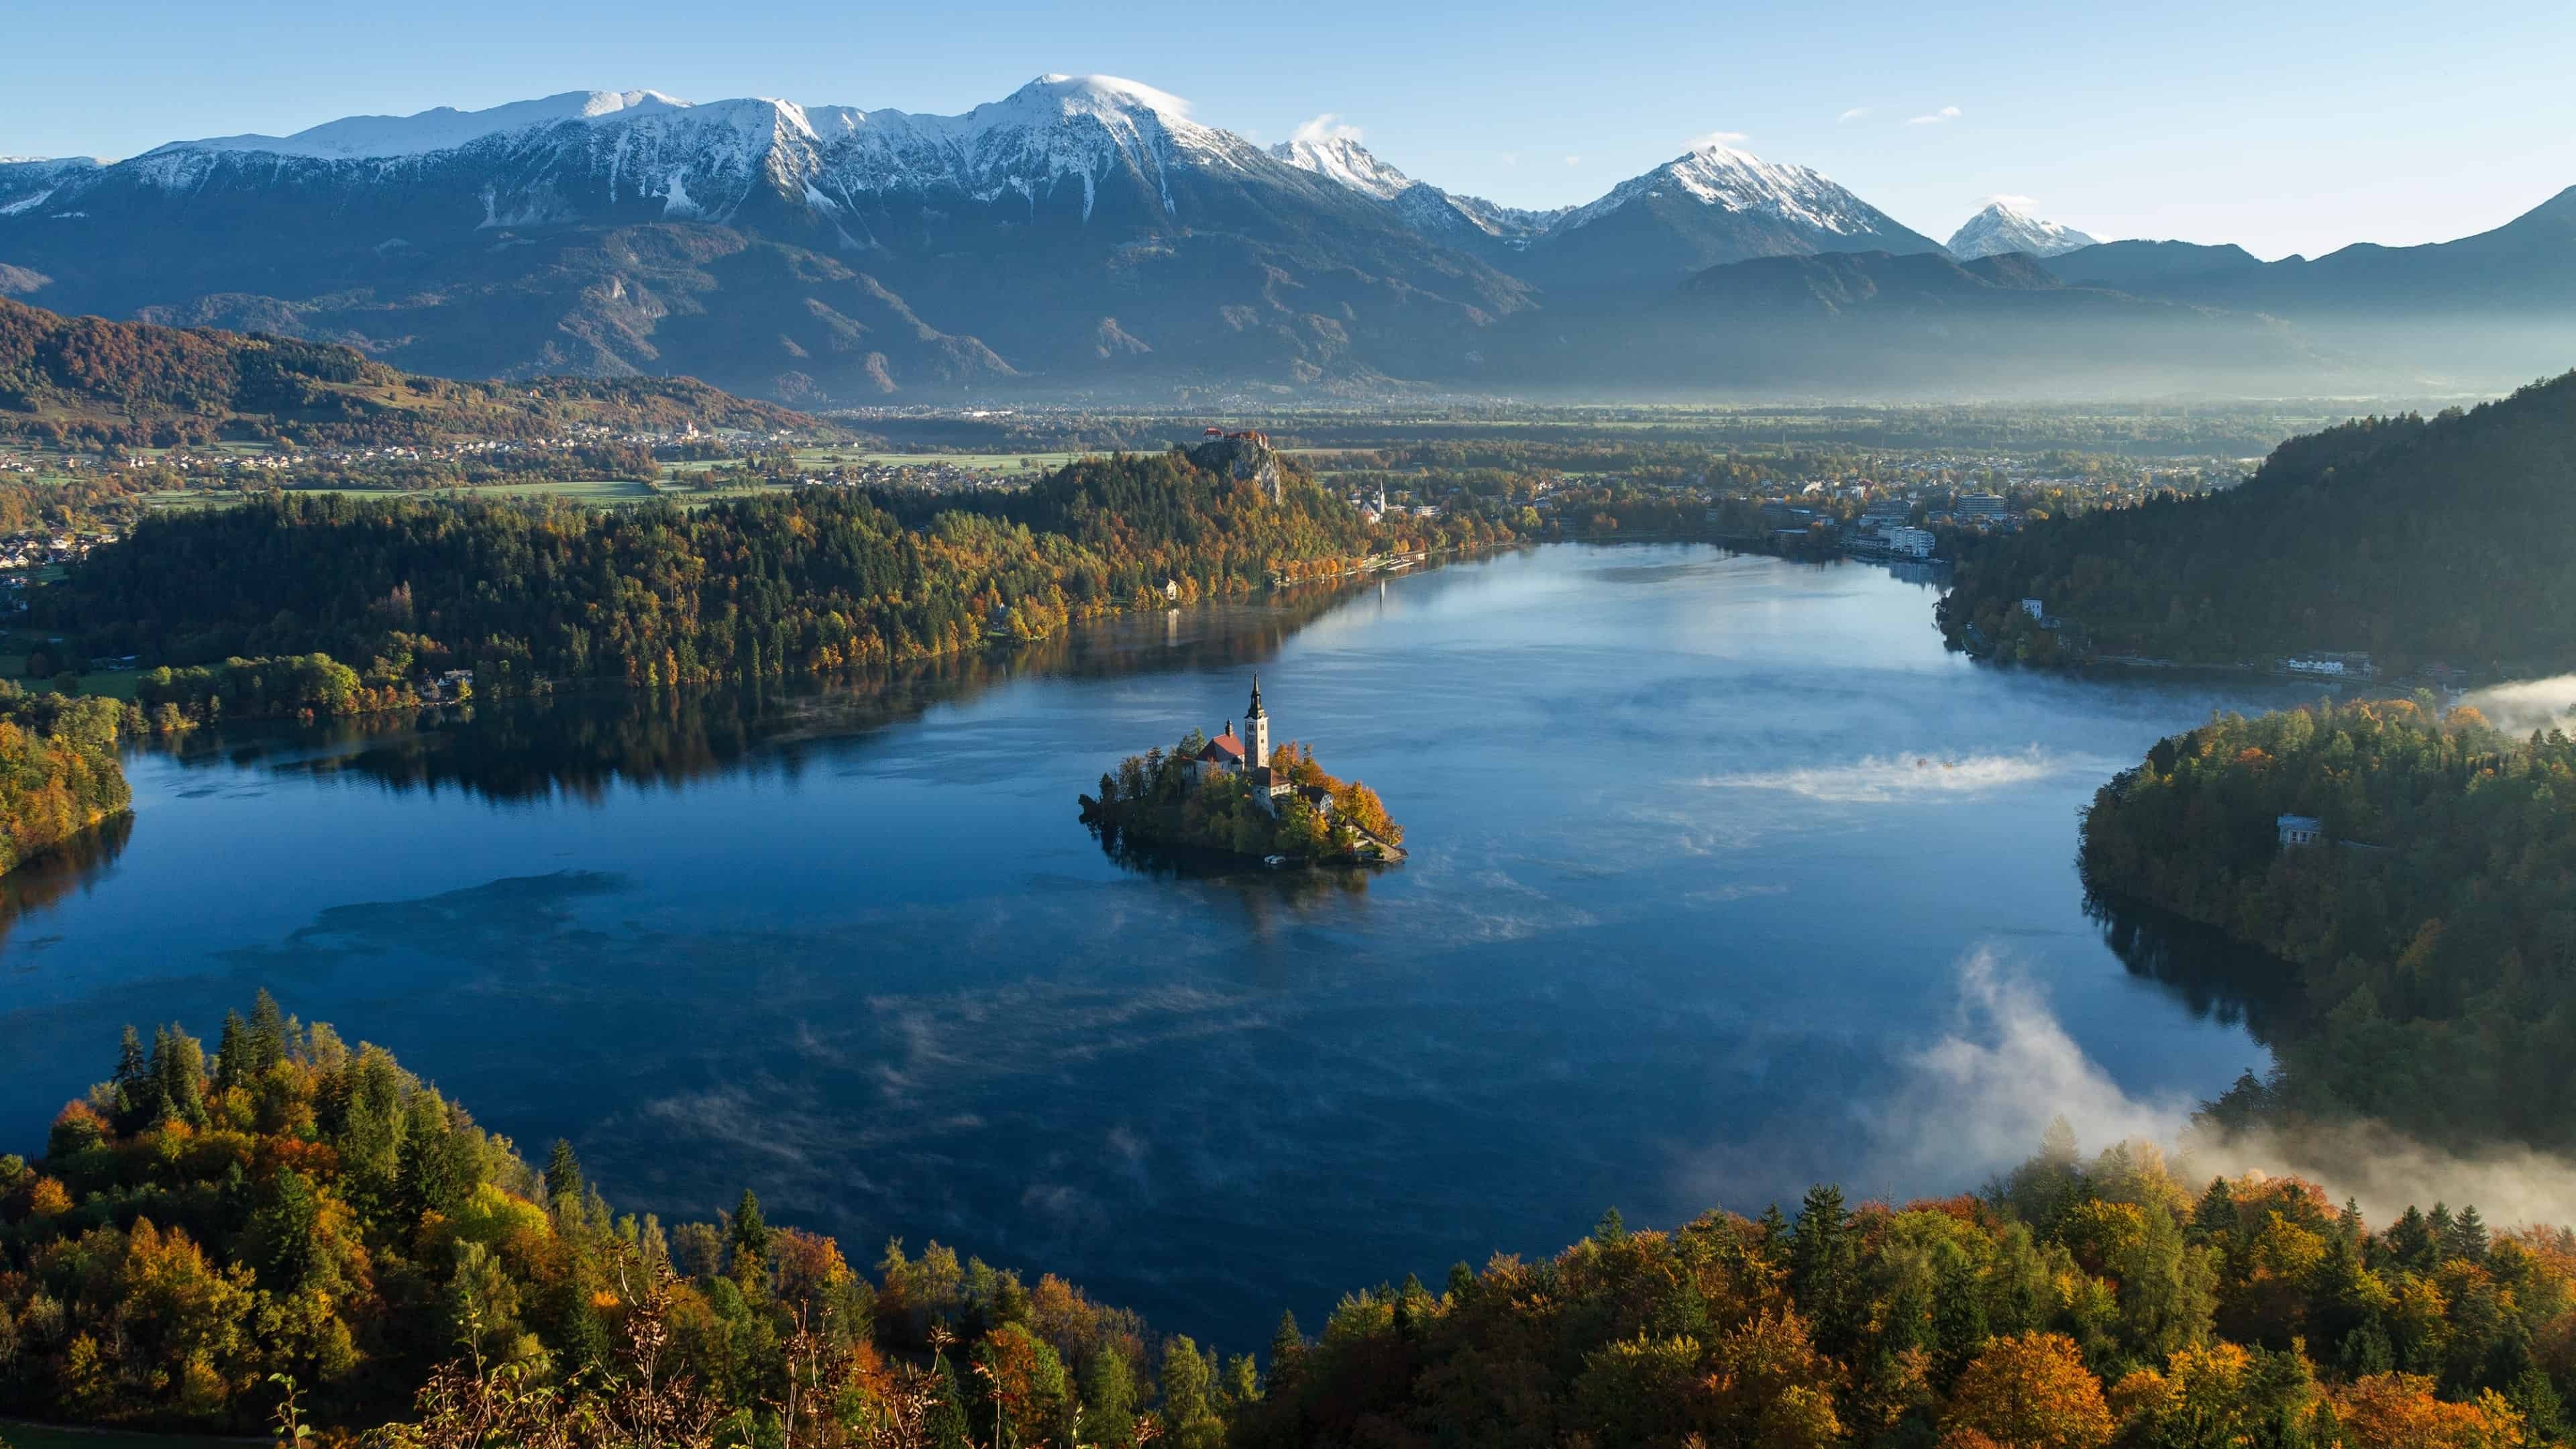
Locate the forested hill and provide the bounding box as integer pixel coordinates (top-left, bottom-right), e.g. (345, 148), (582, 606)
(0, 297), (826, 448)
(2081, 698), (2576, 1150)
(1939, 370), (2576, 672)
(5, 1001), (2575, 1447)
(44, 446), (1509, 688)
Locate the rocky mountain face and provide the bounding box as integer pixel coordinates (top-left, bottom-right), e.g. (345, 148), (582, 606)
(0, 77), (1531, 402)
(1945, 200), (2099, 259)
(3, 77), (2556, 399)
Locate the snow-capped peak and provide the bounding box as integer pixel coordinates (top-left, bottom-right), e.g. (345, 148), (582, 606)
(156, 89), (694, 160)
(1947, 197), (2100, 259)
(1269, 131), (1413, 202)
(1560, 142), (1884, 237)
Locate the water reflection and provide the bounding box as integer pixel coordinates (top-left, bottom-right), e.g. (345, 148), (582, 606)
(142, 580), (1382, 805)
(2086, 890), (2302, 1043)
(0, 814), (131, 958)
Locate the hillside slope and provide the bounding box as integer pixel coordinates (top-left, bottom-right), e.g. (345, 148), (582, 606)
(1939, 370), (2576, 669)
(0, 296), (824, 446)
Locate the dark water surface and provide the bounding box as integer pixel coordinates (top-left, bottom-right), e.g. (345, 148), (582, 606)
(1, 545), (2291, 1350)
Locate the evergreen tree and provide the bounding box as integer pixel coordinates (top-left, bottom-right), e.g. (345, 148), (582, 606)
(544, 1138), (584, 1205)
(1078, 1348), (1138, 1449)
(1933, 1252), (1990, 1385)
(729, 1189), (771, 1289)
(1266, 1310), (1307, 1398)
(109, 1024), (157, 1134)
(2511, 1363), (2568, 1444)
(2383, 1206), (2436, 1273)
(2445, 1204), (2489, 1263)
(922, 1360), (973, 1449)
(2337, 1316), (2396, 1379)
(248, 988), (287, 1072)
(1755, 1202), (1790, 1261)
(213, 1009), (249, 1093)
(1790, 1183), (1860, 1356)
(150, 1024), (208, 1128)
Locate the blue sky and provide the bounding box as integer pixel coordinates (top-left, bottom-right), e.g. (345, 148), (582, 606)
(9, 0), (2573, 258)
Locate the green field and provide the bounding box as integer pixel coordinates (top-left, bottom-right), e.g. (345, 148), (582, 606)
(0, 1421), (253, 1449)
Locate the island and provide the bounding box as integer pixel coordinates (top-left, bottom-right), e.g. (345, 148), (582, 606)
(1079, 675), (1405, 864)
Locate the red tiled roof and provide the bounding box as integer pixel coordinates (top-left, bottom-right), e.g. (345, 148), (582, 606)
(1201, 731), (1245, 761)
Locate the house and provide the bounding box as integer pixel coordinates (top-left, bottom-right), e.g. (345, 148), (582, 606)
(1955, 493), (2008, 519)
(1885, 526), (1935, 559)
(2020, 598), (2046, 621)
(2277, 814), (2323, 848)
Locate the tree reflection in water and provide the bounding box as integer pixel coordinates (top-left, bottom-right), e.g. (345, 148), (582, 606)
(139, 581), (1378, 807)
(2085, 888), (2306, 1046)
(0, 812), (132, 959)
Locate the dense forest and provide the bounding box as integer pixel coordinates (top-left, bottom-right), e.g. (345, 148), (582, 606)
(1079, 737), (1403, 862)
(2, 1004), (2571, 1447)
(0, 683), (128, 875)
(1939, 371), (2576, 673)
(0, 298), (823, 449)
(42, 443), (1512, 691)
(133, 653), (424, 729)
(2079, 699), (2576, 1150)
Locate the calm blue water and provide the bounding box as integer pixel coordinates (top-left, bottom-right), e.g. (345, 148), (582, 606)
(0, 545), (2290, 1350)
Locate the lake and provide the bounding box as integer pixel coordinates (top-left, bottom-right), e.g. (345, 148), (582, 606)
(0, 544), (2293, 1352)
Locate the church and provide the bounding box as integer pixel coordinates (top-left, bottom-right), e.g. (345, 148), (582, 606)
(1189, 675), (1331, 817)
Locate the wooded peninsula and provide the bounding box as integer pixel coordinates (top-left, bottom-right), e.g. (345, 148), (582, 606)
(2080, 699), (2576, 1152)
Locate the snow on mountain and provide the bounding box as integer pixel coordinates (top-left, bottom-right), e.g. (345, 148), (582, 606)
(160, 90), (694, 160)
(1271, 130), (1564, 246)
(1559, 143), (1892, 237)
(0, 157), (103, 218)
(1946, 198), (2100, 259)
(1269, 131), (1413, 201)
(117, 75), (1267, 226)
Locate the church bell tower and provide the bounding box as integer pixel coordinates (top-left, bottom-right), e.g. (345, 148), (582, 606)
(1245, 674), (1270, 774)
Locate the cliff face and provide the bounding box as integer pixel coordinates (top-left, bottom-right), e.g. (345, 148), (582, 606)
(1185, 435), (1285, 503)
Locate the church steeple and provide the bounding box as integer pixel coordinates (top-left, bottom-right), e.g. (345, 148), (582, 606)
(1244, 674), (1271, 775)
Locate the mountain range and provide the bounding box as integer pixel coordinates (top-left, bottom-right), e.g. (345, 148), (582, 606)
(3, 76), (2568, 402)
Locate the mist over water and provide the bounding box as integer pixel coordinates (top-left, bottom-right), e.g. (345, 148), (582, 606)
(0, 546), (2329, 1348)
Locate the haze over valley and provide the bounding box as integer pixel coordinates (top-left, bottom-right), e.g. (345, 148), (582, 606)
(7, 76), (2573, 405)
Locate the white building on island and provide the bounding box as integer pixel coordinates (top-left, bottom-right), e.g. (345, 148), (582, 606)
(1189, 676), (1329, 816)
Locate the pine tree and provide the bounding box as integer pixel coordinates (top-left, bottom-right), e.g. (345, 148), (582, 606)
(1266, 1310), (1307, 1398)
(213, 1009), (249, 1093)
(248, 989), (288, 1072)
(1756, 1202), (1790, 1261)
(2192, 1176), (2237, 1245)
(2445, 1204), (2489, 1263)
(109, 1024), (162, 1135)
(1790, 1183), (1860, 1355)
(2337, 1316), (2395, 1379)
(1078, 1348), (1138, 1449)
(543, 1138), (584, 1205)
(2383, 1206), (2435, 1273)
(1933, 1252), (1990, 1384)
(2511, 1363), (2568, 1444)
(922, 1359), (973, 1449)
(729, 1188), (771, 1288)
(150, 1024), (208, 1128)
